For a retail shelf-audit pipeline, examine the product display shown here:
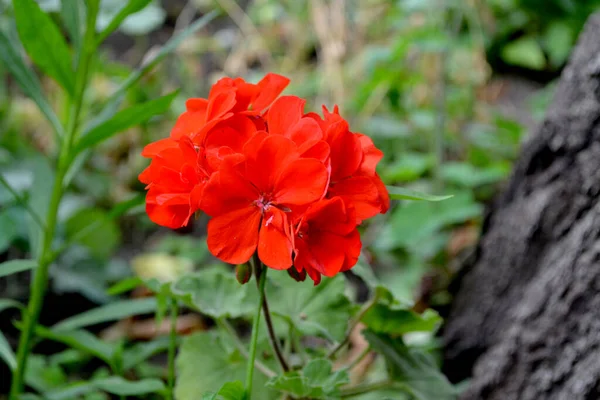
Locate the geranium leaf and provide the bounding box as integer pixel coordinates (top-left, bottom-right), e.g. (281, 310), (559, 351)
(171, 266), (258, 319)
(363, 330), (456, 400)
(175, 331), (279, 400)
(268, 274), (352, 342)
(266, 359), (349, 399)
(201, 381), (246, 400)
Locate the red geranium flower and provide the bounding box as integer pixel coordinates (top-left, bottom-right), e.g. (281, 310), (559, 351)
(290, 197), (361, 285)
(140, 73), (388, 284)
(200, 135), (329, 269)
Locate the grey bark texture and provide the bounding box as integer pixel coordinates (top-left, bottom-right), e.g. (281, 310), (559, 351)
(443, 12), (600, 400)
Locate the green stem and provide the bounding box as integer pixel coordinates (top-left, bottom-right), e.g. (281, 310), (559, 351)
(167, 297), (178, 400)
(8, 2), (100, 398)
(252, 254), (290, 373)
(217, 319), (276, 378)
(245, 260), (268, 400)
(328, 294), (379, 360)
(344, 346), (372, 373)
(340, 380), (397, 398)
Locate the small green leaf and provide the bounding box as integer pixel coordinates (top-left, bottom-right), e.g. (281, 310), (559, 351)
(387, 186), (453, 202)
(0, 29), (64, 137)
(363, 330), (456, 400)
(176, 331), (278, 400)
(122, 337), (172, 370)
(171, 266), (257, 319)
(12, 0), (75, 94)
(25, 355), (68, 393)
(0, 259), (37, 278)
(65, 208), (121, 259)
(96, 0), (153, 44)
(362, 287), (442, 335)
(76, 91), (177, 153)
(0, 331), (16, 370)
(106, 277), (144, 295)
(544, 21), (574, 68)
(202, 381), (246, 400)
(0, 299), (23, 313)
(501, 36), (546, 70)
(53, 297), (157, 331)
(267, 359), (349, 399)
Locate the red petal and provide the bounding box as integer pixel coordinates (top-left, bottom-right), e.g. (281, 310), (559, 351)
(141, 138), (179, 158)
(266, 96), (305, 135)
(251, 73), (291, 112)
(206, 91), (237, 121)
(245, 135), (298, 194)
(200, 168), (258, 216)
(372, 173), (390, 214)
(170, 110), (206, 140)
(275, 158), (328, 206)
(328, 176), (381, 222)
(186, 98), (208, 111)
(258, 209), (293, 270)
(327, 124), (362, 181)
(357, 133), (383, 176)
(207, 206), (261, 265)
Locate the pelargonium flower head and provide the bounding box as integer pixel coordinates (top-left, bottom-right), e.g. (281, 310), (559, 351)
(140, 73), (389, 285)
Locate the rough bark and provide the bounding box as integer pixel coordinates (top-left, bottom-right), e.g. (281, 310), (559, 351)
(443, 12), (600, 400)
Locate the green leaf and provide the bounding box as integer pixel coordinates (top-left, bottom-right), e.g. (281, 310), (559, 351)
(387, 186), (453, 202)
(32, 326), (115, 365)
(176, 331), (278, 400)
(0, 28), (64, 137)
(363, 330), (456, 400)
(45, 377), (166, 399)
(269, 274), (352, 342)
(96, 0), (153, 44)
(267, 359), (349, 399)
(12, 0), (75, 94)
(25, 355), (68, 393)
(0, 331), (16, 370)
(27, 157), (55, 259)
(106, 276), (144, 295)
(544, 21), (574, 68)
(375, 191), (482, 252)
(362, 287), (441, 335)
(61, 0), (85, 57)
(53, 297), (157, 331)
(171, 266), (257, 319)
(440, 162), (509, 188)
(501, 36), (546, 70)
(202, 381), (246, 400)
(0, 259), (36, 278)
(65, 207), (121, 259)
(75, 91), (177, 153)
(122, 337), (172, 370)
(0, 299), (23, 313)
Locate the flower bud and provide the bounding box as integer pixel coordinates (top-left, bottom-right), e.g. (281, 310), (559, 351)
(235, 263), (252, 285)
(287, 266), (306, 282)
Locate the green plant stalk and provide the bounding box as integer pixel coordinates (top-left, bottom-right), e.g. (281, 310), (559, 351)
(167, 297), (178, 400)
(245, 260), (268, 399)
(8, 2), (100, 398)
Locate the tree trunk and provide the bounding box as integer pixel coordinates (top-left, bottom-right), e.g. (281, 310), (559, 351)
(443, 12), (600, 400)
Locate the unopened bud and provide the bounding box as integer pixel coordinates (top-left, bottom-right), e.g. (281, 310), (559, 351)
(235, 263), (252, 285)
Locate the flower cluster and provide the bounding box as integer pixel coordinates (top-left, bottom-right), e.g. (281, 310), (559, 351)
(140, 74), (389, 284)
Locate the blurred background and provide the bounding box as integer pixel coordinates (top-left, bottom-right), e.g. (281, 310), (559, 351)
(1, 0), (599, 393)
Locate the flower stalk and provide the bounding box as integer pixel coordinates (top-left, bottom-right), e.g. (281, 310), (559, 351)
(245, 258), (268, 399)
